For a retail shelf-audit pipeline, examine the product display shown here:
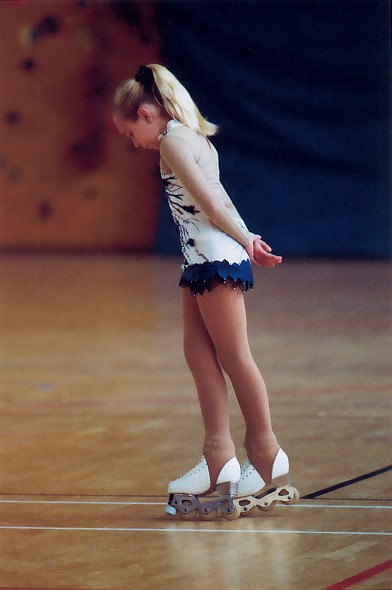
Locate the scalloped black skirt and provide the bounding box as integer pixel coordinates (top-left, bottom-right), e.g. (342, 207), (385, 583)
(179, 259), (254, 296)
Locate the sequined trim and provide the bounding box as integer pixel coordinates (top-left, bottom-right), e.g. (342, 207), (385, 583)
(179, 259), (253, 296)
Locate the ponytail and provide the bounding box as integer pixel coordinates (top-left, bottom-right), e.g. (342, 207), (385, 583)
(113, 64), (218, 137)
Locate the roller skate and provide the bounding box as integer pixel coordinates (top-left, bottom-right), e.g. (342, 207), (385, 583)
(237, 449), (299, 515)
(165, 456), (242, 520)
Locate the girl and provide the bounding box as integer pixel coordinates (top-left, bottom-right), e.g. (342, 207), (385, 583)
(113, 64), (298, 519)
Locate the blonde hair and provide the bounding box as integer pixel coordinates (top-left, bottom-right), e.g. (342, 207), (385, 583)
(113, 64), (218, 137)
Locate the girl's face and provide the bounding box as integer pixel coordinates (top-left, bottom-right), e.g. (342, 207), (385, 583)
(114, 108), (164, 151)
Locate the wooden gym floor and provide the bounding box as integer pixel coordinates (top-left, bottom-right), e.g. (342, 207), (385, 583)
(0, 253), (391, 590)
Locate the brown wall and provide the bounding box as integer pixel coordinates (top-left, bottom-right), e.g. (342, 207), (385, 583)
(0, 1), (161, 251)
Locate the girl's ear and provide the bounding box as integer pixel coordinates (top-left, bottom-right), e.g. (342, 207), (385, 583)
(137, 106), (154, 123)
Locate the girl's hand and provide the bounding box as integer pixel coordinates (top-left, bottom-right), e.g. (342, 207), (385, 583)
(246, 236), (282, 267)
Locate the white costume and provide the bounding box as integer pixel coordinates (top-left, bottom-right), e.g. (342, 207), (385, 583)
(160, 120), (253, 295)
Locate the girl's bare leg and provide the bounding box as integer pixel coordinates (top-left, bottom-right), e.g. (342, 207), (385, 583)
(197, 285), (280, 483)
(181, 288), (236, 486)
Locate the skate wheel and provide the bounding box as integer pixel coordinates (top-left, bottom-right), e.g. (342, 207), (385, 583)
(238, 498), (255, 516)
(285, 487), (300, 504)
(179, 510), (196, 520)
(277, 486), (300, 505)
(223, 503), (241, 520)
(177, 500), (197, 520)
(177, 499), (196, 520)
(257, 500), (276, 512)
(282, 496), (297, 505)
(201, 509), (217, 521)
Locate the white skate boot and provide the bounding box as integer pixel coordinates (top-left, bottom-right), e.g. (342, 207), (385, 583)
(165, 456), (241, 520)
(237, 449), (299, 515)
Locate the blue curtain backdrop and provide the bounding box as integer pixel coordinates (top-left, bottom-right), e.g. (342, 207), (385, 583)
(155, 0), (391, 258)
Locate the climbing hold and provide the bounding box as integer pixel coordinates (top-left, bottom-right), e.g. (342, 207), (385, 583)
(4, 111), (22, 125)
(20, 58), (37, 72)
(38, 201), (53, 220)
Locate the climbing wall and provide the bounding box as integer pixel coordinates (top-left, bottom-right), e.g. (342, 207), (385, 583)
(0, 0), (160, 251)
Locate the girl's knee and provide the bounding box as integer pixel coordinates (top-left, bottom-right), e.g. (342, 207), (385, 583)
(218, 348), (254, 377)
(183, 336), (215, 372)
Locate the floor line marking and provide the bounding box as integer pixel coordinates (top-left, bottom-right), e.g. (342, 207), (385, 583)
(0, 525), (390, 536)
(321, 558), (392, 590)
(303, 464), (392, 499)
(0, 499), (391, 509)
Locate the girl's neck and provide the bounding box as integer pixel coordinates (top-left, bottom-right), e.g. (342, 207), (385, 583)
(157, 112), (172, 135)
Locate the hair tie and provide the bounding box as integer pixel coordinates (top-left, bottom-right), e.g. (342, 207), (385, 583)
(135, 65), (154, 90)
